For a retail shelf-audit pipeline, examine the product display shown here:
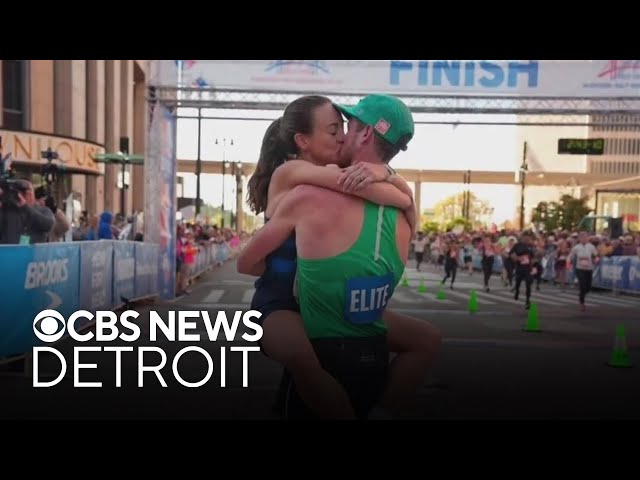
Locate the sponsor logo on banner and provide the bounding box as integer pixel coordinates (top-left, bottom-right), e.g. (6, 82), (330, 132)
(251, 60), (344, 87)
(583, 60), (640, 91)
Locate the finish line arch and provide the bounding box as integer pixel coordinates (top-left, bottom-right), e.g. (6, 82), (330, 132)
(150, 60), (640, 118)
(142, 60), (640, 296)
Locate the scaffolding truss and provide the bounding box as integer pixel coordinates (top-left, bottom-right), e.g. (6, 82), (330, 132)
(150, 86), (640, 126)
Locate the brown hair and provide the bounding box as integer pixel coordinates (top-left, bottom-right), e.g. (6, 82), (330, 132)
(246, 95), (332, 215)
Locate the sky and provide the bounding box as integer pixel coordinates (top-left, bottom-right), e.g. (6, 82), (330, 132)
(176, 108), (524, 224)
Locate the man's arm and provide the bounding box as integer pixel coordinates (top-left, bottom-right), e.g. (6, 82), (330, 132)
(24, 205), (55, 233)
(272, 160), (411, 210)
(386, 174), (417, 235)
(52, 209), (70, 237)
(237, 187), (304, 276)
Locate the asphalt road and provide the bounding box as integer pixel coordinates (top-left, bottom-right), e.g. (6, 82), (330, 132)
(2, 260), (639, 420)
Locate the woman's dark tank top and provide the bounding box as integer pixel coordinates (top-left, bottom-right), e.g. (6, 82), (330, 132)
(251, 217), (298, 310)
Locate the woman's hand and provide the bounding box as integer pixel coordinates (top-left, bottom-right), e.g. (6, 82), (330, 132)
(338, 162), (390, 192)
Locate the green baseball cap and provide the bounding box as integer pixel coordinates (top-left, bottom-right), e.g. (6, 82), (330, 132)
(334, 94), (415, 150)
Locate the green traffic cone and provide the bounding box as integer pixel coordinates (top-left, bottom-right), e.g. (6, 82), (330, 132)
(436, 286), (446, 300)
(418, 278), (426, 293)
(468, 289), (478, 313)
(401, 273), (409, 287)
(608, 325), (633, 368)
(523, 302), (541, 332)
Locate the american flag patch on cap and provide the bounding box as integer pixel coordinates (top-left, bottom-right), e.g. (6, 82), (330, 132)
(374, 119), (390, 135)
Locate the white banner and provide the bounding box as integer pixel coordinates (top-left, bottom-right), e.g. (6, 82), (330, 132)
(144, 102), (177, 300)
(152, 60), (640, 98)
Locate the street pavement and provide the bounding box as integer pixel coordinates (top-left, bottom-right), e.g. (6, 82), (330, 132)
(2, 259), (639, 420)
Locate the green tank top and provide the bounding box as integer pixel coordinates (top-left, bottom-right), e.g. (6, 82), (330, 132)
(296, 201), (405, 339)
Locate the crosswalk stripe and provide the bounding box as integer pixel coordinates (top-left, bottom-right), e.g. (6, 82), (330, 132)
(181, 304), (512, 316)
(484, 289), (566, 306)
(433, 288), (496, 305)
(241, 289), (256, 304)
(190, 285), (637, 311)
(392, 290), (457, 305)
(201, 289), (224, 304)
(554, 292), (637, 308)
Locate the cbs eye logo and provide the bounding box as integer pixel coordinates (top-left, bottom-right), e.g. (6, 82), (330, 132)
(33, 310), (66, 343)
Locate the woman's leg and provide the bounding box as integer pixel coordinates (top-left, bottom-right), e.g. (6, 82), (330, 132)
(450, 263), (458, 287)
(261, 310), (355, 419)
(483, 258), (493, 289)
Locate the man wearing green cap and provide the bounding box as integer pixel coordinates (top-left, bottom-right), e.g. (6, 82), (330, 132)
(239, 94), (441, 419)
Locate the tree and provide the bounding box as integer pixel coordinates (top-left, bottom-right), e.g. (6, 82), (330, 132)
(558, 194), (593, 231)
(445, 217), (472, 233)
(531, 200), (562, 231)
(420, 220), (440, 235)
(532, 195), (592, 232)
(432, 191), (493, 231)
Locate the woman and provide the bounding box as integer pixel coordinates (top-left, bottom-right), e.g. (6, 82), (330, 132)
(462, 237), (473, 276)
(441, 238), (459, 289)
(97, 211), (114, 240)
(501, 236), (516, 288)
(554, 238), (570, 288)
(531, 236), (545, 291)
(240, 95), (440, 419)
(84, 214), (99, 240)
(479, 235), (496, 292)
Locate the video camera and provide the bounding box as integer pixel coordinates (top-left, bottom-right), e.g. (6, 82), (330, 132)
(39, 148), (61, 211)
(41, 147), (60, 186)
(0, 137), (28, 207)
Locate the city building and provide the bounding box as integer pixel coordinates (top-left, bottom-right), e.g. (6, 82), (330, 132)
(515, 113), (640, 230)
(0, 60), (149, 218)
(586, 114), (640, 229)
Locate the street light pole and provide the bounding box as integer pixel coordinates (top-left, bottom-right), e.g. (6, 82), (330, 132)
(195, 108), (202, 217)
(235, 161), (243, 231)
(463, 170), (471, 221)
(519, 141), (528, 231)
(215, 138), (234, 228)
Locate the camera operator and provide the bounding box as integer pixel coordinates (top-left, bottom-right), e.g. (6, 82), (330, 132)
(0, 179), (55, 244)
(34, 186), (69, 242)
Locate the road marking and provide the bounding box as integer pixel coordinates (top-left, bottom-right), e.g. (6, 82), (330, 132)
(201, 289), (224, 304)
(179, 303), (513, 316)
(242, 289), (256, 304)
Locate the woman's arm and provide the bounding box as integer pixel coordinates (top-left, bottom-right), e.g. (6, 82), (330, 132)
(237, 215), (295, 276)
(236, 186), (309, 276)
(272, 160), (412, 210)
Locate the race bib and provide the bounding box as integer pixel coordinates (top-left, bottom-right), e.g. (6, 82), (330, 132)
(519, 255), (530, 265)
(578, 256), (591, 268)
(344, 273), (394, 325)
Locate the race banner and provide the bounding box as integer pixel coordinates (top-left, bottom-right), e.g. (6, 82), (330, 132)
(151, 60), (640, 98)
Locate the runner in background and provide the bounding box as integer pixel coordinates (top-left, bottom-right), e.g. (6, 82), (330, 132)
(411, 231), (428, 271)
(570, 231), (599, 312)
(511, 231), (535, 310)
(479, 234), (496, 292)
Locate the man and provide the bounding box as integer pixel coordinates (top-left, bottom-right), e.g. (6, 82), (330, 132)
(239, 94), (437, 418)
(570, 231), (599, 311)
(511, 231), (535, 309)
(0, 179), (55, 244)
(34, 186), (70, 242)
